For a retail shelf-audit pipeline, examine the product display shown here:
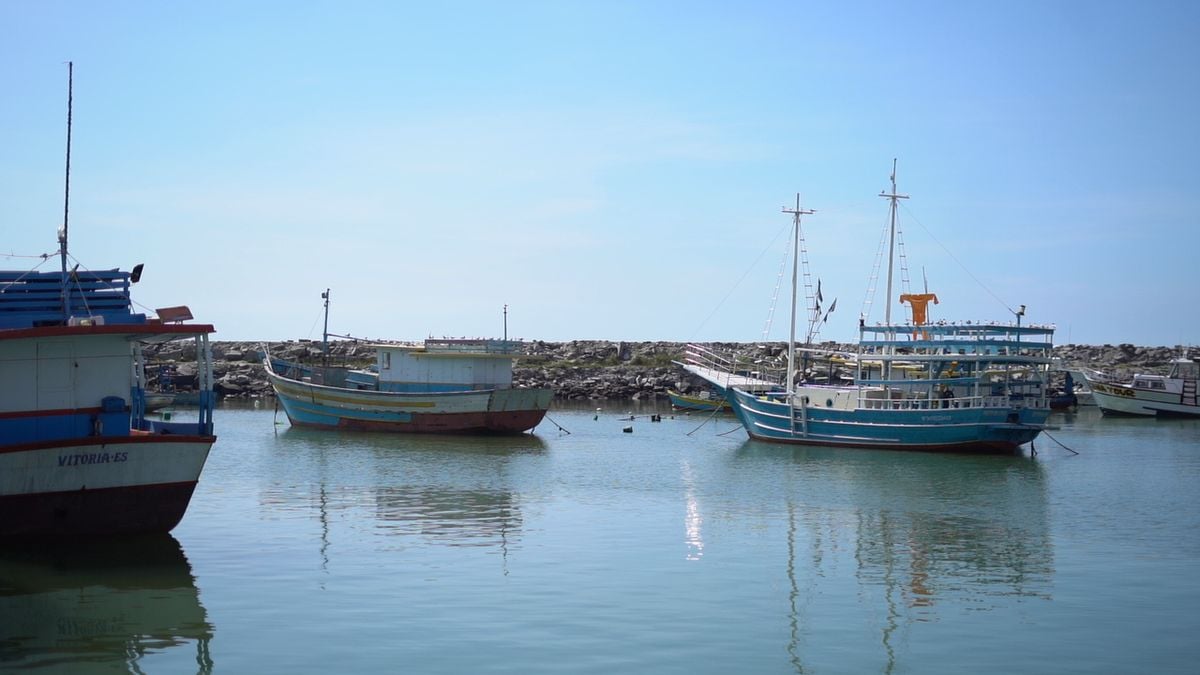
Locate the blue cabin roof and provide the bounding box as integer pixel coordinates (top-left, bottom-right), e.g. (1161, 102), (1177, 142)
(0, 269), (146, 330)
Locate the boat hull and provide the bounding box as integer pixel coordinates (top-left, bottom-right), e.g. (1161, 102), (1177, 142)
(1049, 395), (1078, 411)
(0, 436), (213, 536)
(144, 393), (176, 411)
(267, 369), (552, 434)
(667, 389), (730, 412)
(727, 388), (1048, 453)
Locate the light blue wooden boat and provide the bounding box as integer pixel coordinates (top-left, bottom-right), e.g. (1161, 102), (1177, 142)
(265, 338), (553, 434)
(264, 291), (552, 435)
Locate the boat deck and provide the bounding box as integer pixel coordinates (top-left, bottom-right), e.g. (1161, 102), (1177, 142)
(676, 362), (777, 391)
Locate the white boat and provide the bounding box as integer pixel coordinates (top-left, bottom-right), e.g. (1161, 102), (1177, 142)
(0, 64), (217, 536)
(1082, 352), (1200, 417)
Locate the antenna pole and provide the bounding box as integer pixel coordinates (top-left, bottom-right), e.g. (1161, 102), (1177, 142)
(782, 194), (815, 396)
(321, 289), (330, 367)
(60, 61), (74, 319)
(503, 304), (508, 341)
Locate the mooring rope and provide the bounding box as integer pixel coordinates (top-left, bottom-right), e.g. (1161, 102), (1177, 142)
(544, 414), (571, 434)
(1036, 428), (1079, 455)
(685, 404), (726, 436)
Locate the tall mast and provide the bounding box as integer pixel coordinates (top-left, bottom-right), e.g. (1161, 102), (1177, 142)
(782, 195), (814, 395)
(60, 61), (74, 319)
(879, 159), (908, 325)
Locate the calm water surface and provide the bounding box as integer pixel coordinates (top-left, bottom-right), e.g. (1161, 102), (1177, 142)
(2, 402), (1198, 673)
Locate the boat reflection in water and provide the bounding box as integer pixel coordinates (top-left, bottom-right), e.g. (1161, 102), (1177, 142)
(267, 427), (546, 556)
(732, 440), (1052, 672)
(372, 485), (524, 548)
(0, 535), (213, 672)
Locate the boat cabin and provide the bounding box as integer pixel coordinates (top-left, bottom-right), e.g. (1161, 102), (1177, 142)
(1167, 358), (1198, 380)
(1132, 357), (1199, 393)
(0, 269), (215, 442)
(1132, 375), (1172, 391)
(375, 338), (522, 393)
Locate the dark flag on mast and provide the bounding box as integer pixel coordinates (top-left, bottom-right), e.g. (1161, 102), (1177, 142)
(823, 298), (838, 323)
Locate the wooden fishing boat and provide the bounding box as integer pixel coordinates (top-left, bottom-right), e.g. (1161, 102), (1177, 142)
(265, 337), (552, 434)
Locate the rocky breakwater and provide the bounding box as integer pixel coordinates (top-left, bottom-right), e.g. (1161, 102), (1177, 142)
(141, 339), (371, 400)
(141, 339), (1191, 402)
(1054, 343), (1189, 377)
(516, 340), (687, 400)
(140, 339), (707, 401)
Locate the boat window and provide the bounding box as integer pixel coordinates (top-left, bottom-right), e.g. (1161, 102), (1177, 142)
(1152, 381), (1165, 390)
(382, 352), (391, 369)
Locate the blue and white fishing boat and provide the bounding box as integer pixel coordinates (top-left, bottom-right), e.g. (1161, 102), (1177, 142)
(0, 64), (217, 535)
(726, 163), (1054, 452)
(264, 292), (552, 434)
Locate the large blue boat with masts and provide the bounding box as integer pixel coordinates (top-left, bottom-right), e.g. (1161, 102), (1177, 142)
(724, 163), (1054, 452)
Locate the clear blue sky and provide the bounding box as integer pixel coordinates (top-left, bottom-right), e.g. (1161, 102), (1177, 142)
(3, 1), (1197, 346)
